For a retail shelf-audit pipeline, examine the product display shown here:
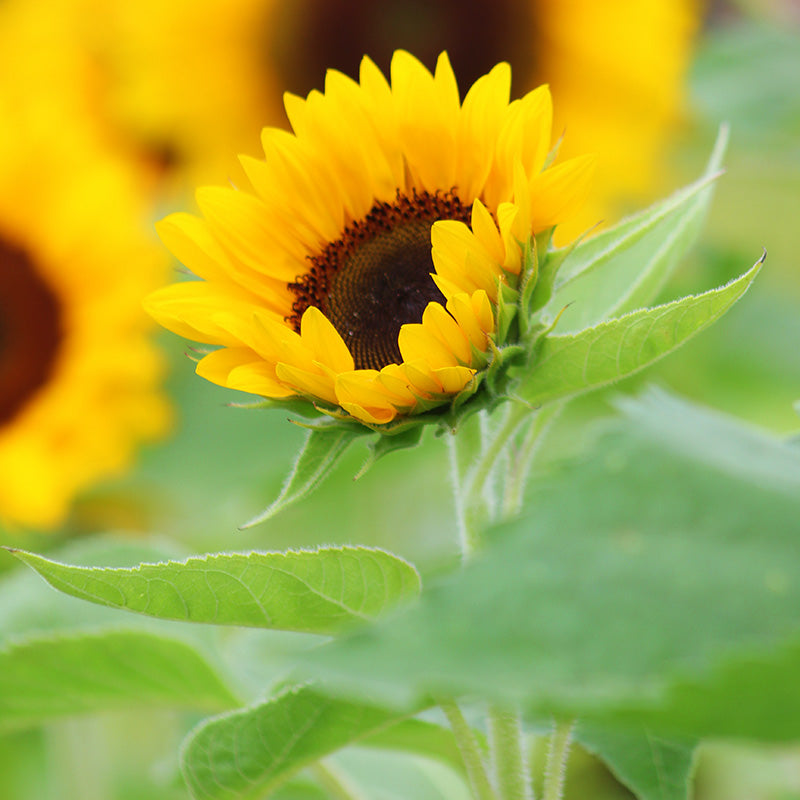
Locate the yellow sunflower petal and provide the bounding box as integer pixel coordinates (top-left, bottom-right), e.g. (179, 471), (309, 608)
(146, 48), (598, 428)
(340, 401), (398, 425)
(398, 319), (460, 369)
(275, 362), (337, 405)
(300, 306), (355, 374)
(432, 365), (477, 394)
(335, 370), (412, 420)
(402, 361), (445, 396)
(196, 185), (306, 284)
(155, 212), (235, 284)
(377, 364), (426, 404)
(144, 282), (261, 345)
(485, 85), (553, 208)
(446, 291), (493, 352)
(457, 62), (512, 200)
(196, 346), (293, 398)
(391, 50), (457, 192)
(250, 312), (315, 371)
(432, 219), (503, 299)
(470, 199), (505, 263)
(197, 181), (307, 276)
(420, 301), (472, 365)
(259, 126), (344, 242)
(528, 153), (598, 231)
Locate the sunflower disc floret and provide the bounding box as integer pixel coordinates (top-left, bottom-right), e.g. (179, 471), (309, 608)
(146, 51), (595, 430)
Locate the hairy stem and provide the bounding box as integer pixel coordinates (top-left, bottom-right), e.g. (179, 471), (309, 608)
(503, 403), (562, 516)
(447, 430), (479, 561)
(489, 706), (532, 800)
(542, 720), (574, 800)
(439, 698), (498, 800)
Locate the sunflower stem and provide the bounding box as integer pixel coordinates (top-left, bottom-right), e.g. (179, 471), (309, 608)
(466, 402), (529, 508)
(489, 706), (532, 800)
(447, 429), (481, 561)
(439, 698), (498, 800)
(542, 720), (574, 800)
(450, 402), (531, 560)
(502, 403), (562, 516)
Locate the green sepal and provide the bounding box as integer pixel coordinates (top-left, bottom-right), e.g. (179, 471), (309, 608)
(241, 426), (363, 527)
(451, 371), (485, 411)
(542, 132), (564, 170)
(287, 415), (364, 433)
(483, 341), (527, 398)
(528, 225), (590, 315)
(467, 340), (491, 371)
(355, 424), (426, 480)
(518, 235), (539, 337)
(227, 397), (326, 419)
(495, 282), (520, 345)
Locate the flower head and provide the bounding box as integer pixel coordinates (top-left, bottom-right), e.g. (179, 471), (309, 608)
(0, 147), (171, 530)
(146, 52), (594, 429)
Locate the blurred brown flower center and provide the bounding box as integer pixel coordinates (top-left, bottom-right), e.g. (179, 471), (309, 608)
(268, 0), (537, 99)
(0, 237), (63, 426)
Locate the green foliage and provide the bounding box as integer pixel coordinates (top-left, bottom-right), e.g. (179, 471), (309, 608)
(299, 390), (800, 744)
(10, 546), (420, 634)
(0, 537), (185, 639)
(545, 126), (727, 331)
(243, 427), (361, 526)
(515, 256), (762, 407)
(576, 725), (696, 800)
(5, 122), (787, 800)
(181, 685), (416, 799)
(692, 24), (800, 143)
(0, 630), (237, 732)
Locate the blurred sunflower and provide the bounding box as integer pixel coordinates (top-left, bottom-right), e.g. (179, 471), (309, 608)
(0, 5), (171, 530)
(146, 52), (594, 426)
(64, 0), (697, 232)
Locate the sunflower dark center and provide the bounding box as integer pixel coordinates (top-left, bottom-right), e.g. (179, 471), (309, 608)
(0, 236), (63, 427)
(288, 190), (471, 370)
(266, 0), (538, 101)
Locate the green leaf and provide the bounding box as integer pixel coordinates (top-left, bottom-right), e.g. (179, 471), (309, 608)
(242, 427), (359, 527)
(0, 630), (236, 732)
(0, 537), (186, 641)
(577, 725), (696, 800)
(514, 256), (761, 408)
(181, 685), (414, 799)
(10, 546), (420, 634)
(360, 717), (467, 774)
(547, 127), (727, 331)
(298, 390), (800, 742)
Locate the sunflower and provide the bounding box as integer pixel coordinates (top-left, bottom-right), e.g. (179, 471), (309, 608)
(146, 52), (594, 427)
(0, 18), (171, 529)
(36, 0), (696, 218)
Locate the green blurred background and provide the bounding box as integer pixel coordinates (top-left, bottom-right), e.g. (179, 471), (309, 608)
(1, 3), (799, 799)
